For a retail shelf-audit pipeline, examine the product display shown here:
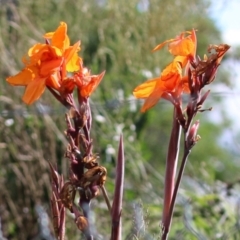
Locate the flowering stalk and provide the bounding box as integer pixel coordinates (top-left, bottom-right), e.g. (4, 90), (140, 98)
(6, 22), (108, 240)
(161, 121), (197, 239)
(162, 144), (190, 240)
(133, 30), (230, 239)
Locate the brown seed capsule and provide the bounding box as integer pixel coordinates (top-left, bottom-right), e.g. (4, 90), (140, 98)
(82, 154), (99, 169)
(80, 166), (107, 188)
(59, 181), (76, 212)
(75, 215), (89, 232)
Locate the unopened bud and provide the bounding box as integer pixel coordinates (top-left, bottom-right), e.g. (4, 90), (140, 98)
(187, 120), (200, 148)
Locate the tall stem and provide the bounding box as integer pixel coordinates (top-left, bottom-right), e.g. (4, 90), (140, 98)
(161, 145), (190, 240)
(111, 135), (125, 240)
(169, 145), (190, 223)
(161, 108), (181, 239)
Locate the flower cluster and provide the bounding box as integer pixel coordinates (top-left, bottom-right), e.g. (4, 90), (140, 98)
(133, 30), (230, 113)
(133, 30), (197, 112)
(7, 22), (104, 105)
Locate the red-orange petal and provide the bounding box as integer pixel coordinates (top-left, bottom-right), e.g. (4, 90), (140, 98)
(168, 37), (194, 56)
(141, 88), (164, 112)
(6, 67), (37, 86)
(80, 71), (105, 97)
(28, 43), (46, 57)
(178, 75), (190, 94)
(153, 31), (196, 56)
(46, 71), (61, 90)
(52, 22), (70, 50)
(152, 39), (176, 52)
(160, 61), (182, 90)
(44, 31), (54, 39)
(40, 58), (63, 77)
(133, 78), (159, 98)
(60, 78), (75, 95)
(174, 56), (188, 68)
(64, 41), (81, 70)
(29, 44), (61, 65)
(190, 29), (197, 57)
(22, 77), (46, 104)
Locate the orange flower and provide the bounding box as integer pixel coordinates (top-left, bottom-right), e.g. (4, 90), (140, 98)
(73, 68), (105, 98)
(153, 29), (197, 58)
(7, 22), (81, 104)
(134, 58), (185, 112)
(60, 68), (105, 98)
(44, 22), (81, 72)
(133, 30), (197, 112)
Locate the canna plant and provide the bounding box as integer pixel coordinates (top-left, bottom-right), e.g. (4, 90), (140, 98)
(6, 22), (124, 240)
(133, 30), (230, 239)
(6, 22), (230, 240)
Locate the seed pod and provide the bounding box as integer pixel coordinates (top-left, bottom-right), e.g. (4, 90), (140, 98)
(83, 154), (99, 169)
(75, 215), (89, 232)
(59, 181), (76, 212)
(80, 166), (107, 188)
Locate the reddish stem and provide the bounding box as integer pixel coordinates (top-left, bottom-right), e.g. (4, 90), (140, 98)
(161, 107), (181, 238)
(162, 144), (190, 240)
(111, 135), (125, 240)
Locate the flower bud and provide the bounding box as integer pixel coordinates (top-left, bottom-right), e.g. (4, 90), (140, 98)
(187, 120), (200, 148)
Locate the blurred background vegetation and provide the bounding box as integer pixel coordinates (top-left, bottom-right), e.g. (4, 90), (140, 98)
(0, 0), (240, 239)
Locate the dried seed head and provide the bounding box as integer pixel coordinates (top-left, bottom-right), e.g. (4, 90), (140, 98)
(68, 107), (78, 119)
(59, 181), (76, 212)
(195, 44), (230, 86)
(78, 104), (88, 128)
(80, 166), (107, 188)
(82, 154), (99, 169)
(85, 184), (100, 199)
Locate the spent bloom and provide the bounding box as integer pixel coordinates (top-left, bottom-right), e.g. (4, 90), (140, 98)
(133, 30), (197, 112)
